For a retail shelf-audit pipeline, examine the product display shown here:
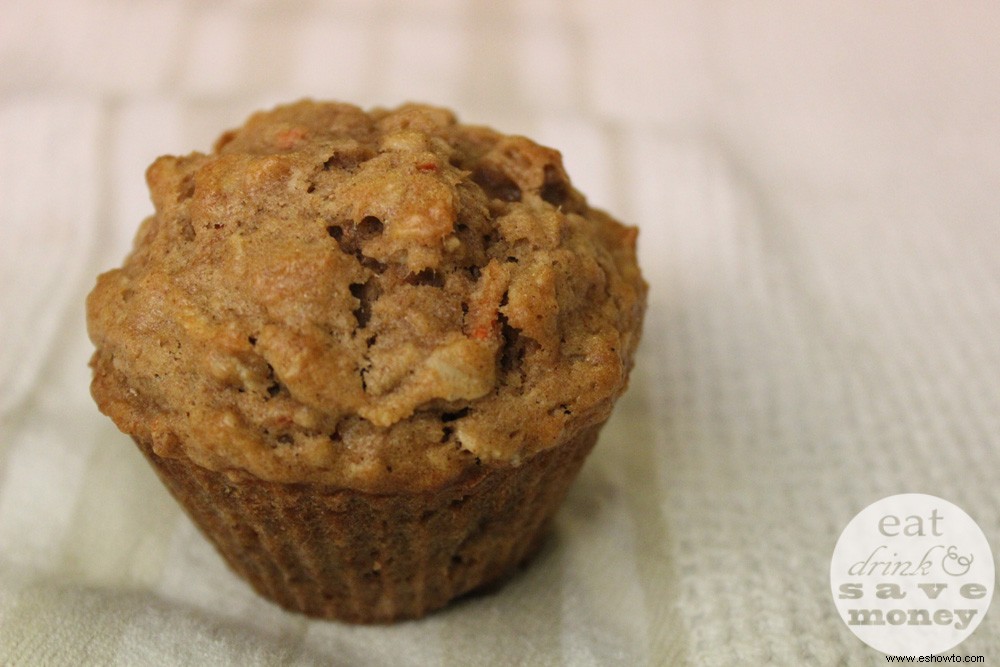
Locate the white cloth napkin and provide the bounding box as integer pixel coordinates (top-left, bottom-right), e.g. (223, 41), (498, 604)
(3, 1), (1000, 664)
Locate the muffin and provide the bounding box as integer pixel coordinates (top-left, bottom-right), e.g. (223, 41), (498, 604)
(86, 101), (646, 622)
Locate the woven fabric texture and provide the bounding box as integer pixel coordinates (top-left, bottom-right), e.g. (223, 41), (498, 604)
(2, 2), (999, 665)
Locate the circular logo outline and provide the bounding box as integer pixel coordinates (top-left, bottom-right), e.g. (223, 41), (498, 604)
(830, 493), (994, 655)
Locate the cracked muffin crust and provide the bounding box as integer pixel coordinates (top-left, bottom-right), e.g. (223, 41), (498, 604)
(87, 100), (646, 494)
(87, 100), (647, 621)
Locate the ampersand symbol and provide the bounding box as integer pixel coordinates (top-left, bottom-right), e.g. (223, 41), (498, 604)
(941, 545), (974, 576)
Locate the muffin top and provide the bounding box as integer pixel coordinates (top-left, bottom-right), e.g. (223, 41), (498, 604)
(87, 101), (646, 492)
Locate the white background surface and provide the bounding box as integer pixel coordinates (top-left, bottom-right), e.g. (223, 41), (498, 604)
(2, 1), (1000, 664)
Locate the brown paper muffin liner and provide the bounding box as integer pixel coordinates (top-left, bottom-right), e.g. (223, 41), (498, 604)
(133, 424), (601, 623)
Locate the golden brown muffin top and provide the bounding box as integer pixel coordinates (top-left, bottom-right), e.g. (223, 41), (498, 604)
(87, 101), (646, 492)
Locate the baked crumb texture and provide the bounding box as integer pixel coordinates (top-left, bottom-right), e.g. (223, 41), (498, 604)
(88, 101), (646, 492)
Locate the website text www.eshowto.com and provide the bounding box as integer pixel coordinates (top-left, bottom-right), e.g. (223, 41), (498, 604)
(885, 655), (984, 663)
